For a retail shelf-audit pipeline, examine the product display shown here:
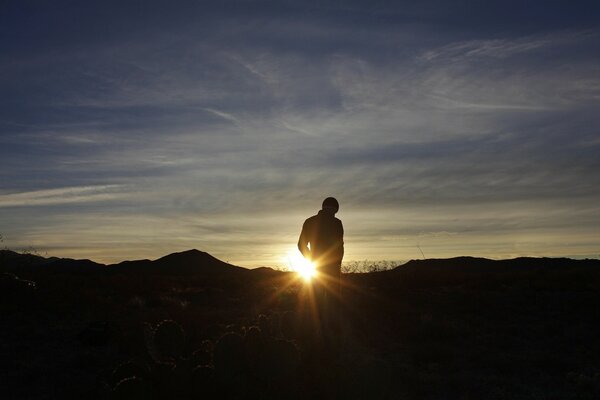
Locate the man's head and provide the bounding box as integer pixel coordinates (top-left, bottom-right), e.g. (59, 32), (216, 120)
(322, 197), (339, 214)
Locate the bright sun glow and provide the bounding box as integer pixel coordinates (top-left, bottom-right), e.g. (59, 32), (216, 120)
(286, 249), (316, 282)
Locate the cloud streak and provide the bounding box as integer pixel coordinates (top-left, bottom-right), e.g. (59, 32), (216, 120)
(0, 185), (126, 207)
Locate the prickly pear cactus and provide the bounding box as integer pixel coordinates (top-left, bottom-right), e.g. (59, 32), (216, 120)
(148, 320), (185, 362)
(112, 376), (152, 400)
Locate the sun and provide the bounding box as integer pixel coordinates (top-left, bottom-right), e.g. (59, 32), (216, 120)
(285, 249), (316, 282)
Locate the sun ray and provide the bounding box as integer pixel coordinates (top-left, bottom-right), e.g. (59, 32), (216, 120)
(285, 249), (317, 282)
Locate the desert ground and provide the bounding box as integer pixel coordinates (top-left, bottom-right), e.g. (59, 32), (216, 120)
(1, 249), (600, 399)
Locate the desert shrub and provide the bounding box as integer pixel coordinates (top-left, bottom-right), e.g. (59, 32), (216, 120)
(347, 358), (393, 399)
(214, 332), (245, 376)
(567, 371), (600, 399)
(256, 338), (299, 381)
(280, 311), (299, 339)
(245, 326), (263, 347)
(0, 272), (36, 298)
(111, 376), (153, 400)
(225, 323), (245, 336)
(342, 260), (400, 274)
(78, 321), (111, 347)
(187, 348), (209, 369)
(244, 325), (264, 372)
(258, 314), (270, 336)
(202, 324), (224, 341)
(151, 361), (177, 399)
(189, 365), (219, 399)
(267, 313), (282, 338)
(111, 361), (149, 387)
(257, 338), (301, 398)
(151, 320), (185, 361)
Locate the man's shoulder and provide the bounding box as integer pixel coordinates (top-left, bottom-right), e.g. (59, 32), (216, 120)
(306, 214), (343, 225)
(304, 214), (320, 225)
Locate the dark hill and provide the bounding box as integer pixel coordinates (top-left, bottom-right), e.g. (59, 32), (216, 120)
(0, 250), (50, 271)
(396, 256), (600, 271)
(0, 248), (249, 277)
(379, 256), (600, 290)
(3, 249), (600, 287)
(109, 249), (247, 276)
(0, 249), (104, 274)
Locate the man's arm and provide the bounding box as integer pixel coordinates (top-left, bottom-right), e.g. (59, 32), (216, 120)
(298, 221), (311, 260)
(338, 220), (344, 261)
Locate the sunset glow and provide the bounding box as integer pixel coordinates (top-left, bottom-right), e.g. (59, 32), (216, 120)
(286, 249), (317, 282)
(1, 1), (599, 266)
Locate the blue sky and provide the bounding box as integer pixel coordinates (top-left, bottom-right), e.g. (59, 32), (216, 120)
(1, 1), (599, 266)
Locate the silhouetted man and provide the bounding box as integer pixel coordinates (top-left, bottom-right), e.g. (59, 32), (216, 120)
(298, 197), (344, 277)
(298, 197), (344, 339)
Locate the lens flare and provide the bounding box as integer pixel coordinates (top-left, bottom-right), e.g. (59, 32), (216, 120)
(286, 249), (316, 282)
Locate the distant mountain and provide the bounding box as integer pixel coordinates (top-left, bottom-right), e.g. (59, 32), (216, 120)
(0, 249), (248, 277)
(0, 250), (48, 270)
(3, 250), (599, 285)
(0, 249), (104, 274)
(383, 256), (600, 289)
(395, 256), (600, 272)
(108, 249), (248, 276)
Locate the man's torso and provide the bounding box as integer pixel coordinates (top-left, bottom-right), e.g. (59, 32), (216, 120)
(303, 211), (344, 272)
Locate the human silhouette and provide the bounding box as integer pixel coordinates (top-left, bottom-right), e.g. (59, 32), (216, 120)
(298, 197), (344, 342)
(298, 197), (344, 276)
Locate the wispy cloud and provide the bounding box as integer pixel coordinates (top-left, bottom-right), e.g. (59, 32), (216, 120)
(1, 3), (599, 264)
(420, 31), (598, 61)
(0, 185), (126, 207)
(201, 108), (239, 123)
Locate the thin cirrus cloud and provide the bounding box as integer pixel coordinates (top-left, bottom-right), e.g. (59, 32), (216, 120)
(0, 185), (127, 208)
(1, 1), (599, 265)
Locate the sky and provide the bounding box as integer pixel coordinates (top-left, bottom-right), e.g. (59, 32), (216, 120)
(1, 0), (599, 267)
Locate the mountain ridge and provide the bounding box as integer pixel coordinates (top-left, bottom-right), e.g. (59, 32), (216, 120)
(0, 248), (246, 275)
(2, 249), (599, 277)
(395, 255), (600, 271)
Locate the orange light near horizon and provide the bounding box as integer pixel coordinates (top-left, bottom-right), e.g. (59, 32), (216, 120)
(285, 249), (316, 282)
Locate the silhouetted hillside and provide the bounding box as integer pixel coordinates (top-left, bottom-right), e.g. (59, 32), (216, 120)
(397, 256), (600, 271)
(3, 250), (600, 288)
(2, 250), (600, 399)
(0, 250), (51, 270)
(0, 249), (104, 274)
(110, 249), (247, 276)
(372, 256), (600, 290)
(0, 249), (247, 277)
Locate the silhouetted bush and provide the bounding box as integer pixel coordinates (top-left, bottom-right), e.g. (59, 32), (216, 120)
(243, 325), (264, 378)
(258, 314), (270, 336)
(280, 311), (298, 339)
(262, 338), (300, 381)
(342, 260), (399, 273)
(151, 320), (185, 361)
(0, 272), (36, 303)
(112, 376), (153, 400)
(188, 346), (212, 369)
(78, 321), (111, 347)
(267, 313), (281, 338)
(152, 360), (177, 399)
(189, 365), (218, 399)
(111, 360), (149, 386)
(214, 332), (245, 376)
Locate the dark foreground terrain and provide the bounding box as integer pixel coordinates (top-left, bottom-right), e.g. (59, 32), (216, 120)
(1, 249), (600, 399)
